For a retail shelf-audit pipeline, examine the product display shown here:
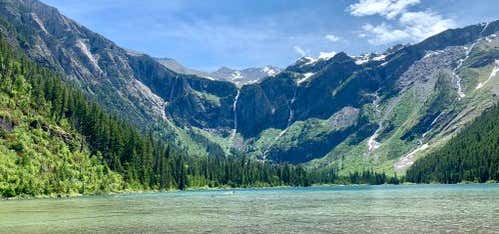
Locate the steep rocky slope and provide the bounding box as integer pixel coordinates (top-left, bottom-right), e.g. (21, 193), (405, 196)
(0, 0), (238, 156)
(232, 20), (499, 173)
(0, 0), (497, 175)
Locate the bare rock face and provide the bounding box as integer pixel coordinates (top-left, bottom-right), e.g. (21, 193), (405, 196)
(329, 107), (360, 129)
(0, 0), (239, 131)
(1, 0), (498, 166)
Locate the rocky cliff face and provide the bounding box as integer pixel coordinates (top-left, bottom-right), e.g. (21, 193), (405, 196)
(0, 0), (498, 173)
(228, 20), (499, 168)
(0, 0), (240, 156)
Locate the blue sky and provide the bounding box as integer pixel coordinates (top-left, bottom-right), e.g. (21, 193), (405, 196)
(42, 0), (499, 71)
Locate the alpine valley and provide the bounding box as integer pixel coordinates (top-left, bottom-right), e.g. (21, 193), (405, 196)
(0, 0), (498, 197)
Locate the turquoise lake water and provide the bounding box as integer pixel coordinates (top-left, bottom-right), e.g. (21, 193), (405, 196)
(1, 184), (498, 233)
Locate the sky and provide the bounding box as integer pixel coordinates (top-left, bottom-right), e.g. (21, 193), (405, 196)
(42, 0), (499, 71)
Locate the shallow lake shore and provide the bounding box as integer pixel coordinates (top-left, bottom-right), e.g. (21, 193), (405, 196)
(1, 184), (498, 233)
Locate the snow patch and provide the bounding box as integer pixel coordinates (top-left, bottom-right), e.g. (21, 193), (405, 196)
(354, 54), (370, 65)
(231, 71), (243, 80)
(297, 72), (315, 84)
(354, 53), (388, 65)
(318, 51), (336, 60)
(476, 60), (499, 90)
(262, 66), (279, 76)
(430, 112), (445, 126)
(202, 76), (215, 81)
(304, 56), (317, 65)
(380, 61), (389, 66)
(372, 54), (387, 61)
(367, 136), (381, 152)
(394, 144), (429, 172)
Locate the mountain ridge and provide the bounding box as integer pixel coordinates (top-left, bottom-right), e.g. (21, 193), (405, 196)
(155, 57), (281, 86)
(0, 0), (497, 176)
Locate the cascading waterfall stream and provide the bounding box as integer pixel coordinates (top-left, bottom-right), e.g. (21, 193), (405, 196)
(366, 93), (382, 155)
(366, 93), (403, 158)
(453, 22), (490, 99)
(231, 89), (241, 141)
(262, 87), (298, 160)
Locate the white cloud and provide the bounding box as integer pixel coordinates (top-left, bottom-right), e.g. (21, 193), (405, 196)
(359, 11), (456, 45)
(318, 51), (337, 60)
(293, 46), (307, 56)
(361, 23), (410, 45)
(348, 0), (420, 19)
(398, 11), (455, 40)
(348, 0), (456, 45)
(325, 34), (340, 42)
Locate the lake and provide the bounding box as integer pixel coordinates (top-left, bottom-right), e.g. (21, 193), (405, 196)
(1, 184), (498, 233)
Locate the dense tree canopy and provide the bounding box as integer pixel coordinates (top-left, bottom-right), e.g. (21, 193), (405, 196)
(0, 36), (401, 198)
(406, 104), (499, 183)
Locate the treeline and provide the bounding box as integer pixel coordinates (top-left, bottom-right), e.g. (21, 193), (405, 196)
(0, 36), (404, 197)
(0, 37), (318, 192)
(311, 168), (401, 185)
(406, 104), (499, 183)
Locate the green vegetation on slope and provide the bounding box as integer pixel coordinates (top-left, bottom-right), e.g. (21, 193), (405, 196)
(0, 42), (123, 197)
(406, 104), (499, 183)
(3, 37), (403, 197)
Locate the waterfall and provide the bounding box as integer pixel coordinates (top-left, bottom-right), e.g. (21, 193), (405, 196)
(287, 89), (297, 128)
(262, 87), (298, 160)
(231, 89), (241, 140)
(366, 93), (382, 155)
(453, 22), (490, 99)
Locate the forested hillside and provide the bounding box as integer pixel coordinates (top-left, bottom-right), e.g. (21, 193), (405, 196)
(406, 104), (499, 183)
(2, 36), (400, 197)
(0, 38), (124, 197)
(0, 0), (497, 175)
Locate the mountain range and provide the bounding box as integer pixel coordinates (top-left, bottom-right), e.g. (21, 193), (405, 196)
(0, 0), (497, 177)
(155, 57), (281, 86)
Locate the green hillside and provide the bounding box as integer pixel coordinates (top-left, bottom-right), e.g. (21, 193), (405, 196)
(0, 37), (338, 197)
(0, 40), (123, 197)
(406, 104), (499, 183)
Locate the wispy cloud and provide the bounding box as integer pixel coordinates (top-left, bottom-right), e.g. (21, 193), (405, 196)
(44, 0), (496, 69)
(348, 0), (455, 45)
(348, 0), (420, 19)
(361, 23), (409, 45)
(398, 11), (455, 40)
(293, 46), (307, 56)
(325, 34), (340, 42)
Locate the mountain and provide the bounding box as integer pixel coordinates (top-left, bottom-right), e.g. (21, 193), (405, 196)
(0, 37), (327, 198)
(155, 57), (281, 86)
(240, 21), (499, 172)
(406, 104), (499, 183)
(209, 66), (281, 86)
(155, 57), (211, 78)
(0, 0), (240, 157)
(0, 0), (497, 177)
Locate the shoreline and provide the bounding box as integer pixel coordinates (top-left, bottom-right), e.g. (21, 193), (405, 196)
(2, 181), (497, 201)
